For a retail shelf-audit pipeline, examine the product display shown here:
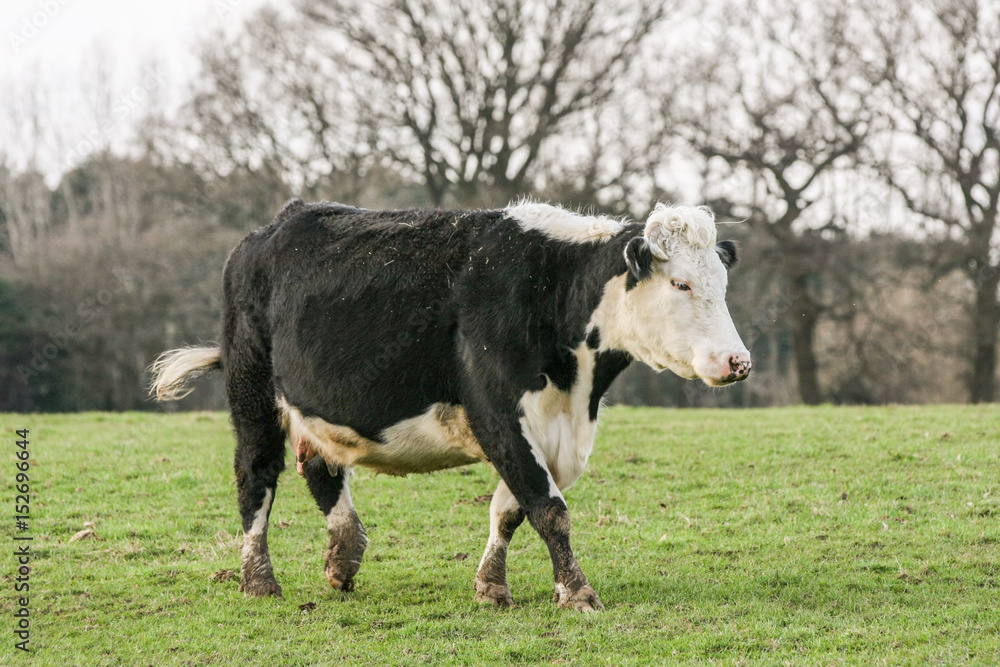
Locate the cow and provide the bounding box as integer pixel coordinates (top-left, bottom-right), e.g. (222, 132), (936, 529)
(150, 199), (750, 612)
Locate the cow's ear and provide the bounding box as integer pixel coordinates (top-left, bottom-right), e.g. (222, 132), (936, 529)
(716, 240), (738, 270)
(624, 236), (654, 291)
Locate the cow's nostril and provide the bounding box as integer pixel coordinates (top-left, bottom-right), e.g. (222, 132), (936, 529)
(726, 355), (751, 380)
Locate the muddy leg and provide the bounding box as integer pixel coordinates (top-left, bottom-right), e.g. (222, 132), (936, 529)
(474, 482), (526, 606)
(232, 415), (286, 598)
(531, 500), (603, 612)
(465, 404), (603, 612)
(222, 314), (288, 598)
(303, 459), (367, 591)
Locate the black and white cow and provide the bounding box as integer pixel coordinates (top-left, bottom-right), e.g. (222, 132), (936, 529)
(151, 199), (750, 611)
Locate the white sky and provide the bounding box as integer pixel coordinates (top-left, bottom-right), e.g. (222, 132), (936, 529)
(1, 0), (275, 179)
(2, 0), (276, 78)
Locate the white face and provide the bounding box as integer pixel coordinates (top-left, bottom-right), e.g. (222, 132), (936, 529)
(589, 204), (750, 385)
(622, 244), (749, 385)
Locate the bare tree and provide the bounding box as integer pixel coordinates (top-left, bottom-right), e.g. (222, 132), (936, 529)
(299, 0), (667, 206)
(672, 0), (879, 404)
(818, 236), (971, 404)
(532, 91), (680, 217)
(172, 7), (360, 209)
(0, 75), (53, 264)
(867, 0), (1000, 402)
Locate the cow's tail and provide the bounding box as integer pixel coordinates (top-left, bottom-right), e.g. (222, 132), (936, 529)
(149, 346), (222, 401)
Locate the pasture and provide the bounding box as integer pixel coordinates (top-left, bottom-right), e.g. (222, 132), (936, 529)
(2, 405), (998, 665)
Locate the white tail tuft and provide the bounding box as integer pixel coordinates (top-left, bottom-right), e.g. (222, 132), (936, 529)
(149, 346), (222, 401)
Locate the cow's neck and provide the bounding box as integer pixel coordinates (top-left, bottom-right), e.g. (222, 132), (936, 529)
(561, 226), (640, 337)
(572, 231), (641, 414)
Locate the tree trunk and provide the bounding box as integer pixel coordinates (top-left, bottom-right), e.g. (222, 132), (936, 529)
(787, 271), (822, 405)
(968, 270), (1000, 403)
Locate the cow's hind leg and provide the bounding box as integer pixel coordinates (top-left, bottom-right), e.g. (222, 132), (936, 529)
(474, 482), (525, 606)
(225, 334), (286, 597)
(232, 412), (285, 597)
(303, 459), (367, 591)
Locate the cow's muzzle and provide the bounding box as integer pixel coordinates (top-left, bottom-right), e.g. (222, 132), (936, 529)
(702, 351), (751, 386)
(725, 352), (752, 382)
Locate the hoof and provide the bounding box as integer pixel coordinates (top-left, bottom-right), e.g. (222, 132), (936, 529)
(325, 566), (356, 592)
(239, 576), (283, 598)
(324, 544), (364, 593)
(474, 580), (514, 607)
(553, 583), (604, 612)
(323, 521), (367, 594)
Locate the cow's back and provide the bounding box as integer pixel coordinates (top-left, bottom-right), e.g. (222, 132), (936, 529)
(227, 203), (491, 439)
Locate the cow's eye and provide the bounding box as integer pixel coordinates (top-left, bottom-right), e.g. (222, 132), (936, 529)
(671, 279), (692, 292)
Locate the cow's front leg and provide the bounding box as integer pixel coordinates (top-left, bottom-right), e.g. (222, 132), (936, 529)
(467, 411), (603, 612)
(303, 458), (367, 592)
(474, 482), (525, 606)
(531, 499), (603, 612)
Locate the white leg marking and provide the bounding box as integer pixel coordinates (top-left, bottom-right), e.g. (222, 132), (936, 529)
(248, 488), (272, 537)
(477, 482), (520, 573)
(323, 468), (367, 591)
(326, 469), (358, 530)
(240, 488), (277, 588)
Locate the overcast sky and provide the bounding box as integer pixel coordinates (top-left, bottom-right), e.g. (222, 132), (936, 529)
(2, 0), (274, 79)
(2, 0), (275, 178)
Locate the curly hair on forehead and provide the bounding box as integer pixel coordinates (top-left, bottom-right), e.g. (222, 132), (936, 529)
(643, 204), (717, 259)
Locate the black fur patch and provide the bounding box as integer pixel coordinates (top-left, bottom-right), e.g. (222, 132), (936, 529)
(273, 198), (307, 225)
(716, 240), (738, 270)
(302, 457), (346, 514)
(586, 328), (601, 350)
(545, 346), (578, 392)
(589, 350), (632, 420)
(624, 237), (653, 290)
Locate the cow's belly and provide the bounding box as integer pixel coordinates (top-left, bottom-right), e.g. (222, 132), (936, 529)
(278, 397), (487, 475)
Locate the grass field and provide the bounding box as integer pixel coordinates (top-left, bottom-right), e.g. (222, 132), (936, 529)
(1, 406), (998, 665)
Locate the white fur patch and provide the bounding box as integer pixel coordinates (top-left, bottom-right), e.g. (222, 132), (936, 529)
(644, 204), (717, 259)
(247, 488), (273, 537)
(240, 487), (276, 582)
(517, 343), (599, 495)
(379, 404), (487, 473)
(589, 274), (687, 374)
(506, 202), (625, 244)
(326, 469), (358, 530)
(589, 259), (748, 382)
(277, 398), (487, 476)
(477, 481), (520, 572)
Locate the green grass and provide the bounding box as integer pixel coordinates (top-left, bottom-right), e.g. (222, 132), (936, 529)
(1, 406), (999, 665)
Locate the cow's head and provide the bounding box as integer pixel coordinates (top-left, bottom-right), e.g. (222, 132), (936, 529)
(595, 204), (750, 386)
